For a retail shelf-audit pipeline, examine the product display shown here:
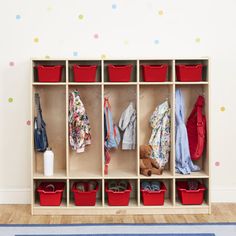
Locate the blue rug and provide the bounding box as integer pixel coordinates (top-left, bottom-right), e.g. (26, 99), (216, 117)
(0, 223), (235, 236)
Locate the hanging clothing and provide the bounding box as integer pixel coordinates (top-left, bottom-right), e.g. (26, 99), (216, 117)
(175, 89), (200, 174)
(149, 101), (171, 167)
(119, 102), (136, 150)
(69, 90), (91, 153)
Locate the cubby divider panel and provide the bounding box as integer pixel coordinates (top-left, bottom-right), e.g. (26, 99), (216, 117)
(69, 179), (102, 207)
(139, 85), (173, 176)
(33, 85), (66, 178)
(104, 85), (138, 177)
(68, 85), (102, 178)
(68, 60), (102, 83)
(33, 60), (66, 83)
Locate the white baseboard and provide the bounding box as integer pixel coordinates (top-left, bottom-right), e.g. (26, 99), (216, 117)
(211, 187), (236, 202)
(0, 188), (235, 204)
(0, 189), (31, 204)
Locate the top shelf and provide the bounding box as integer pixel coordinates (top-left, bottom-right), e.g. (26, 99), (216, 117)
(31, 59), (209, 84)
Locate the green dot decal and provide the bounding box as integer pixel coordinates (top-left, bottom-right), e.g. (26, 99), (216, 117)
(8, 97), (13, 103)
(78, 14), (84, 20)
(195, 37), (201, 43)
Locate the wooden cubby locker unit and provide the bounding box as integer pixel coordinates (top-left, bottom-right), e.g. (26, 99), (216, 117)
(31, 58), (211, 215)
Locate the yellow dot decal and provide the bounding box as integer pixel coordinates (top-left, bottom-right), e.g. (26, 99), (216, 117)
(78, 14), (84, 20)
(34, 37), (39, 43)
(101, 54), (107, 60)
(8, 97), (13, 103)
(195, 37), (201, 43)
(220, 106), (225, 112)
(158, 10), (164, 16)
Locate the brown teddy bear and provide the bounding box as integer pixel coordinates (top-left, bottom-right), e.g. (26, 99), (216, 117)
(140, 145), (163, 176)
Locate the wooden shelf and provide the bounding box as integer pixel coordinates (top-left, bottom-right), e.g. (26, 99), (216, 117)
(31, 58), (210, 215)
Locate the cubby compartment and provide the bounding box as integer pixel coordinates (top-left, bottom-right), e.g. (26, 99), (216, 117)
(104, 85), (137, 177)
(140, 60), (173, 82)
(33, 60), (66, 83)
(68, 85), (102, 178)
(105, 179), (137, 207)
(140, 179), (173, 207)
(69, 179), (102, 207)
(34, 179), (67, 207)
(139, 85), (173, 177)
(175, 179), (208, 206)
(175, 59), (208, 82)
(104, 60), (137, 83)
(175, 85), (209, 178)
(69, 60), (101, 83)
(33, 86), (66, 178)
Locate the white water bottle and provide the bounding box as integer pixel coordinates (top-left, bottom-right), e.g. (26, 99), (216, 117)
(44, 148), (54, 176)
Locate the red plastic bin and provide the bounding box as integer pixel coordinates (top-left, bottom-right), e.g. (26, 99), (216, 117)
(141, 182), (167, 206)
(142, 64), (168, 82)
(73, 65), (97, 82)
(108, 64), (132, 82)
(176, 64), (203, 82)
(72, 181), (99, 206)
(36, 65), (63, 82)
(105, 182), (132, 206)
(177, 181), (206, 205)
(37, 182), (65, 206)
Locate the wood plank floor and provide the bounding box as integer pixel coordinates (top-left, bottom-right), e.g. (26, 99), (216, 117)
(0, 204), (235, 224)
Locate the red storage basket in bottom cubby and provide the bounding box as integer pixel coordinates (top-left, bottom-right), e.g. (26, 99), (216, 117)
(176, 64), (203, 82)
(108, 64), (132, 82)
(141, 182), (167, 206)
(72, 181), (99, 206)
(142, 64), (168, 82)
(105, 182), (132, 206)
(177, 181), (206, 205)
(37, 182), (65, 206)
(36, 65), (63, 82)
(73, 65), (97, 82)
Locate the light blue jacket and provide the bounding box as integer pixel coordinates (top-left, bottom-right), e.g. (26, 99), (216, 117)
(175, 89), (200, 174)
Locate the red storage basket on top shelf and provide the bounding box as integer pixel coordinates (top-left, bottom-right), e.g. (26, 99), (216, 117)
(36, 65), (63, 82)
(177, 181), (206, 205)
(108, 64), (132, 82)
(37, 182), (65, 206)
(142, 64), (168, 82)
(72, 181), (99, 206)
(141, 182), (167, 206)
(105, 182), (132, 206)
(176, 64), (203, 82)
(73, 65), (97, 82)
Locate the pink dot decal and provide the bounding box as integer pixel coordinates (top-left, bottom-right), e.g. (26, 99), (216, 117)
(26, 120), (31, 126)
(215, 161), (220, 167)
(9, 61), (15, 66)
(94, 33), (99, 39)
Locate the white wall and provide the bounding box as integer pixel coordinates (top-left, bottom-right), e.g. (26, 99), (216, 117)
(0, 0), (236, 203)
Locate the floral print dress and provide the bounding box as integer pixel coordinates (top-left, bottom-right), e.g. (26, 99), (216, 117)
(149, 101), (171, 168)
(69, 90), (91, 153)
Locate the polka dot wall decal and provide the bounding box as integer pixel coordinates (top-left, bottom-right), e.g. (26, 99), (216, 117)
(124, 40), (129, 45)
(8, 97), (13, 103)
(45, 55), (50, 59)
(215, 161), (220, 167)
(26, 120), (31, 126)
(101, 54), (107, 60)
(73, 51), (79, 57)
(16, 14), (21, 20)
(158, 10), (164, 16)
(112, 4), (117, 9)
(195, 37), (201, 43)
(47, 6), (53, 11)
(34, 37), (39, 43)
(220, 106), (225, 112)
(9, 61), (15, 66)
(154, 39), (160, 44)
(94, 33), (99, 39)
(78, 14), (84, 20)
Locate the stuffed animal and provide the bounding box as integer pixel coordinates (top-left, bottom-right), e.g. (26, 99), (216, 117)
(140, 145), (163, 176)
